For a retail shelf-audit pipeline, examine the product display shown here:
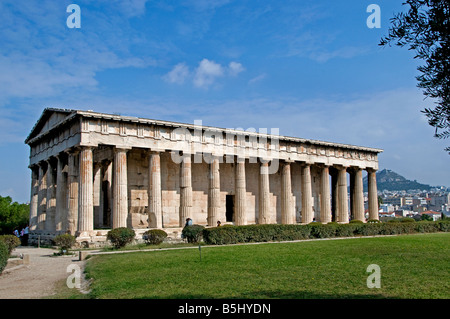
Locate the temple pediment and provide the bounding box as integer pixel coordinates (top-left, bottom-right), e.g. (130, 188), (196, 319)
(25, 108), (75, 144)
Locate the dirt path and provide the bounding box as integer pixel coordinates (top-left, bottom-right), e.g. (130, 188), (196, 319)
(0, 246), (86, 299)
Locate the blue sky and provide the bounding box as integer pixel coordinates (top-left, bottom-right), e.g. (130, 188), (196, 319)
(0, 0), (448, 203)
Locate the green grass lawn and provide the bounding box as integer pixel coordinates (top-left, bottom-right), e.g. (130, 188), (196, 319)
(75, 233), (449, 299)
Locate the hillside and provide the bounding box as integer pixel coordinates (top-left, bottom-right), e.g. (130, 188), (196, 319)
(363, 169), (432, 191)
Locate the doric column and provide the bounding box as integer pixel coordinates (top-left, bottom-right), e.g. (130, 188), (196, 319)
(337, 166), (349, 223)
(301, 163), (313, 224)
(148, 151), (163, 228)
(113, 148), (129, 229)
(37, 163), (47, 230)
(281, 161), (295, 224)
(352, 168), (365, 222)
(66, 150), (79, 235)
(234, 157), (247, 226)
(45, 159), (56, 231)
(103, 161), (113, 228)
(78, 147), (94, 234)
(29, 166), (39, 231)
(207, 156), (221, 226)
(179, 154), (193, 226)
(320, 165), (331, 224)
(55, 155), (67, 232)
(93, 163), (102, 229)
(367, 168), (379, 221)
(259, 160), (270, 224)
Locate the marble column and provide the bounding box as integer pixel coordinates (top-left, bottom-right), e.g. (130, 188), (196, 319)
(148, 151), (163, 228)
(352, 168), (365, 222)
(66, 150), (79, 235)
(234, 158), (247, 226)
(337, 166), (349, 223)
(320, 165), (332, 224)
(37, 163), (47, 231)
(179, 154), (193, 226)
(29, 166), (39, 231)
(93, 164), (102, 229)
(45, 159), (56, 231)
(113, 148), (129, 229)
(259, 160), (270, 224)
(55, 155), (67, 231)
(281, 161), (295, 224)
(78, 147), (94, 234)
(301, 164), (313, 224)
(367, 168), (379, 221)
(207, 156), (221, 226)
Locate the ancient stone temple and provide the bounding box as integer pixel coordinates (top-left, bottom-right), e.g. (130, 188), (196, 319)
(25, 108), (382, 244)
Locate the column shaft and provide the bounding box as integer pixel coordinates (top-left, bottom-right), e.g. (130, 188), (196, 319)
(148, 151), (163, 228)
(113, 148), (128, 228)
(179, 155), (193, 226)
(45, 160), (56, 231)
(29, 167), (39, 231)
(320, 166), (331, 223)
(368, 169), (379, 221)
(281, 162), (295, 224)
(337, 167), (349, 223)
(301, 164), (313, 223)
(207, 157), (221, 226)
(37, 163), (47, 230)
(78, 147), (94, 233)
(352, 168), (365, 222)
(235, 159), (247, 226)
(55, 156), (67, 231)
(259, 161), (270, 224)
(67, 152), (79, 235)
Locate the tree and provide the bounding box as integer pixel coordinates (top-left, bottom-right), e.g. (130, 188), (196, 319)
(0, 196), (29, 235)
(380, 0), (450, 154)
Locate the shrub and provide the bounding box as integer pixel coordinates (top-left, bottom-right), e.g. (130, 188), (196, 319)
(0, 241), (8, 274)
(143, 229), (168, 245)
(310, 223), (336, 238)
(0, 235), (21, 254)
(400, 217), (416, 223)
(53, 234), (76, 253)
(349, 220), (364, 224)
(437, 220), (450, 232)
(367, 219), (381, 223)
(107, 227), (136, 249)
(182, 225), (205, 243)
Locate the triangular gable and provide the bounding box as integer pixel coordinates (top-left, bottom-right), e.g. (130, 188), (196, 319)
(25, 108), (76, 144)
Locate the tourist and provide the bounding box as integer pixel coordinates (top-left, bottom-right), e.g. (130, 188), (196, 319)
(185, 218), (193, 227)
(13, 229), (20, 238)
(22, 225), (29, 246)
(217, 220), (221, 227)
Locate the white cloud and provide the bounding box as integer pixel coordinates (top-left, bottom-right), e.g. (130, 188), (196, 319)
(249, 73), (267, 84)
(165, 59), (244, 88)
(163, 63), (190, 84)
(228, 61), (245, 76)
(193, 59), (225, 88)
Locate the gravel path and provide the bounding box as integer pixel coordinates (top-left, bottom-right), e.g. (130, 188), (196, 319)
(0, 246), (86, 299)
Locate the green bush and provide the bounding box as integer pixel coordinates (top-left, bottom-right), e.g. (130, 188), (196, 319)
(0, 235), (21, 254)
(182, 225), (205, 243)
(143, 229), (168, 245)
(107, 227), (136, 249)
(310, 224), (336, 238)
(0, 241), (8, 274)
(201, 220), (449, 245)
(53, 234), (76, 253)
(349, 220), (364, 224)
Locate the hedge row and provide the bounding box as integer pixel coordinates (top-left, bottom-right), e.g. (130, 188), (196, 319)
(202, 220), (450, 245)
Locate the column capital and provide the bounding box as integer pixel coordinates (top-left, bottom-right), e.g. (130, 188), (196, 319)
(366, 167), (378, 173)
(65, 146), (81, 156)
(114, 146), (131, 153)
